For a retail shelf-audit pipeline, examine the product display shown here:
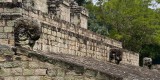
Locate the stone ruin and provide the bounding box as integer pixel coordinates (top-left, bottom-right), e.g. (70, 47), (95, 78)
(0, 0), (159, 80)
(0, 0), (139, 66)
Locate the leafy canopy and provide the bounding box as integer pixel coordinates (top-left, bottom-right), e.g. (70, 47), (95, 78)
(85, 0), (160, 64)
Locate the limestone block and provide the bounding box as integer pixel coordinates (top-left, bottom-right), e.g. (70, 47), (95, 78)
(11, 68), (23, 76)
(0, 20), (5, 26)
(30, 13), (38, 19)
(59, 39), (63, 43)
(84, 77), (96, 80)
(64, 75), (75, 80)
(42, 76), (52, 80)
(45, 62), (55, 69)
(0, 8), (3, 13)
(29, 61), (39, 68)
(35, 69), (47, 76)
(0, 33), (7, 39)
(26, 76), (41, 80)
(14, 8), (22, 13)
(0, 27), (4, 32)
(74, 76), (84, 80)
(4, 27), (13, 32)
(3, 61), (20, 68)
(21, 61), (29, 68)
(34, 0), (48, 13)
(57, 32), (61, 37)
(53, 32), (57, 36)
(57, 68), (65, 77)
(4, 8), (13, 13)
(4, 77), (14, 80)
(46, 69), (57, 77)
(96, 72), (107, 80)
(48, 29), (52, 35)
(43, 28), (48, 34)
(14, 76), (25, 80)
(55, 77), (64, 80)
(0, 68), (11, 76)
(23, 69), (35, 76)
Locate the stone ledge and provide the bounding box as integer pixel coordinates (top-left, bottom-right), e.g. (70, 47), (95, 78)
(18, 47), (160, 80)
(0, 45), (160, 80)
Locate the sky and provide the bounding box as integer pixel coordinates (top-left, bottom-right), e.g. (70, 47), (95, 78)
(149, 0), (160, 9)
(92, 0), (97, 4)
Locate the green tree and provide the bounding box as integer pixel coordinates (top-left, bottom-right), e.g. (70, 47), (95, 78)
(75, 0), (86, 6)
(85, 0), (160, 64)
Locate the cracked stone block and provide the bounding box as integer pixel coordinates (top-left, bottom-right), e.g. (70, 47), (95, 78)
(7, 20), (14, 26)
(3, 62), (20, 68)
(35, 69), (47, 76)
(11, 68), (23, 76)
(85, 69), (97, 77)
(4, 77), (14, 80)
(26, 76), (41, 80)
(14, 76), (25, 80)
(57, 68), (65, 77)
(0, 27), (4, 32)
(46, 69), (57, 77)
(4, 27), (13, 32)
(0, 33), (7, 39)
(0, 68), (11, 76)
(23, 69), (35, 76)
(29, 61), (39, 68)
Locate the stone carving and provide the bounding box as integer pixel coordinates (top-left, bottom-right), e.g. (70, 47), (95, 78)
(143, 57), (152, 69)
(109, 48), (123, 64)
(14, 18), (41, 49)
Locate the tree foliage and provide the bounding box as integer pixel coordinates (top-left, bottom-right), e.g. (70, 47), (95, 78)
(75, 0), (86, 6)
(85, 0), (160, 64)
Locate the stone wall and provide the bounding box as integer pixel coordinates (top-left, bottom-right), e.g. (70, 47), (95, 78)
(0, 1), (139, 66)
(0, 45), (120, 80)
(0, 1), (22, 46)
(59, 3), (70, 22)
(34, 0), (48, 13)
(80, 14), (88, 29)
(70, 1), (88, 29)
(122, 50), (139, 66)
(79, 7), (88, 29)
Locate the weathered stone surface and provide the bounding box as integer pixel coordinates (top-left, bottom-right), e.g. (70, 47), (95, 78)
(0, 45), (13, 55)
(0, 0), (157, 79)
(85, 69), (97, 77)
(0, 27), (3, 32)
(11, 68), (23, 76)
(4, 77), (14, 80)
(23, 69), (34, 76)
(0, 68), (11, 76)
(46, 69), (57, 77)
(4, 27), (13, 33)
(35, 69), (47, 76)
(29, 61), (39, 68)
(26, 76), (41, 80)
(7, 20), (14, 26)
(14, 76), (25, 80)
(57, 68), (65, 77)
(0, 33), (8, 39)
(3, 62), (20, 68)
(0, 45), (159, 80)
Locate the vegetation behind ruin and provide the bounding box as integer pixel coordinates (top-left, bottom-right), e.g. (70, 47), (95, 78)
(77, 0), (160, 65)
